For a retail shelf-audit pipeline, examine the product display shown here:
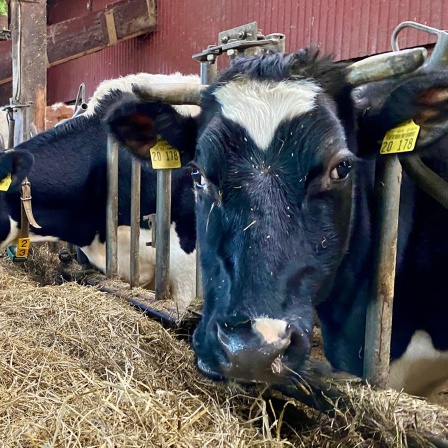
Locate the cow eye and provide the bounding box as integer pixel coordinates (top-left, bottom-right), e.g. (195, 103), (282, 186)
(191, 169), (207, 189)
(330, 160), (352, 180)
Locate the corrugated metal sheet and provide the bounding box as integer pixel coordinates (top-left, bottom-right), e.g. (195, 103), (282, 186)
(47, 0), (447, 104)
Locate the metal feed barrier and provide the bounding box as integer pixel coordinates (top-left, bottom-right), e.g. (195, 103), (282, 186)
(2, 18), (446, 391)
(105, 22), (286, 300)
(364, 22), (448, 388)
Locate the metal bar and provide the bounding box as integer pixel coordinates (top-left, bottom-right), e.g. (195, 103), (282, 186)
(7, 110), (14, 149)
(391, 21), (442, 52)
(364, 156), (402, 388)
(130, 158), (141, 287)
(347, 48), (427, 87)
(132, 83), (206, 105)
(106, 135), (119, 277)
(195, 58), (218, 303)
(155, 169), (171, 300)
(401, 155), (448, 209)
(391, 21), (448, 70)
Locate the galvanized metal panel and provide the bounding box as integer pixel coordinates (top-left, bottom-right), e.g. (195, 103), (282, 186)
(47, 0), (447, 104)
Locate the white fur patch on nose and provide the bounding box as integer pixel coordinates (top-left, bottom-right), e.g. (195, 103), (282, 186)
(253, 318), (288, 344)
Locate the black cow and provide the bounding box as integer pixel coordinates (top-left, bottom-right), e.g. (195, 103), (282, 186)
(0, 73), (200, 310)
(107, 49), (448, 397)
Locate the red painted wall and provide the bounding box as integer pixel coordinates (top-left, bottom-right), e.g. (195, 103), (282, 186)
(47, 0), (445, 104)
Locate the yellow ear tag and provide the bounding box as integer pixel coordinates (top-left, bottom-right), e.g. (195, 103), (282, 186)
(0, 173), (12, 191)
(150, 138), (181, 169)
(380, 120), (420, 154)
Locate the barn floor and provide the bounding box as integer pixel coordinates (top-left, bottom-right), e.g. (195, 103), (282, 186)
(0, 244), (447, 447)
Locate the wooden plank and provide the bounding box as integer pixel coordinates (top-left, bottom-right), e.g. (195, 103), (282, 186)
(11, 0), (47, 141)
(0, 0), (156, 86)
(0, 41), (11, 86)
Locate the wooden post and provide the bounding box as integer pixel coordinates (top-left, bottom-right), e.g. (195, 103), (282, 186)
(11, 0), (47, 145)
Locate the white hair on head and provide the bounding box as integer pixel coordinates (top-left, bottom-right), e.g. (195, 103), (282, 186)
(85, 72), (201, 117)
(214, 79), (321, 150)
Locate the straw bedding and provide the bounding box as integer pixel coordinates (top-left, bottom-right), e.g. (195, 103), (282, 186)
(0, 244), (447, 447)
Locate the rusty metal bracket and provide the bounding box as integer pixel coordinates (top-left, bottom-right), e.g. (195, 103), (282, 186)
(192, 22), (285, 63)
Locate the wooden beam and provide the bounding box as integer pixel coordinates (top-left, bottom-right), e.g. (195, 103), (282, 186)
(11, 0), (47, 142)
(0, 0), (156, 86)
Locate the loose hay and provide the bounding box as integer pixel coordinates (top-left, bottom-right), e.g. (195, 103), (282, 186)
(1, 248), (448, 447)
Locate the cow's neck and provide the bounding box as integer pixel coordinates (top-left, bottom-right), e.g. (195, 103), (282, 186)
(316, 162), (376, 376)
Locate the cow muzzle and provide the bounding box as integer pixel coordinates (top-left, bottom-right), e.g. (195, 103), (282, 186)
(204, 318), (310, 383)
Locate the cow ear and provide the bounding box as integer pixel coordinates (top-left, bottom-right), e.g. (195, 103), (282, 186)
(0, 149), (34, 192)
(104, 95), (198, 162)
(355, 71), (448, 156)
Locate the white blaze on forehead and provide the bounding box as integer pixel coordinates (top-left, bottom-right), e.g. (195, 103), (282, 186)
(253, 318), (288, 344)
(214, 79), (321, 150)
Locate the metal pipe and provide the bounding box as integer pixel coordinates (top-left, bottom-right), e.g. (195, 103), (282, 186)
(195, 58), (218, 303)
(72, 102), (88, 118)
(131, 83), (206, 105)
(364, 156), (402, 388)
(347, 47), (427, 87)
(130, 158), (141, 287)
(106, 135), (119, 277)
(391, 21), (448, 70)
(155, 169), (171, 300)
(401, 155), (448, 209)
(7, 110), (14, 149)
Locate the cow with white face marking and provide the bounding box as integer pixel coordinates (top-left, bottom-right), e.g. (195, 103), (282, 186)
(106, 49), (448, 397)
(0, 73), (200, 310)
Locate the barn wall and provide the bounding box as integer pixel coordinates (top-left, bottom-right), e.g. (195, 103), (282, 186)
(47, 0), (445, 104)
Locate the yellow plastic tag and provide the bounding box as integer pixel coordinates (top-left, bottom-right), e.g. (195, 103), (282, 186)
(380, 120), (420, 154)
(150, 139), (181, 169)
(0, 173), (12, 191)
(16, 237), (30, 258)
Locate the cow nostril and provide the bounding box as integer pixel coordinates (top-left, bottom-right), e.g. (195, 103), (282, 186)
(215, 319), (293, 379)
(216, 320), (254, 354)
(211, 318), (311, 383)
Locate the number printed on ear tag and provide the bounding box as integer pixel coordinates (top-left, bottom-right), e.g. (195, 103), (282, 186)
(0, 173), (12, 191)
(16, 237), (30, 258)
(380, 120), (420, 154)
(150, 139), (181, 169)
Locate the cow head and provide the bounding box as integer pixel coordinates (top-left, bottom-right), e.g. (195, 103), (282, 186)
(106, 49), (448, 385)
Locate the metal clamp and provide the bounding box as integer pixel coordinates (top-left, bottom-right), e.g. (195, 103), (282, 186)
(192, 22), (285, 63)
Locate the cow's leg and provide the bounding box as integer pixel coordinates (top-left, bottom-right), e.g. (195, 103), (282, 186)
(168, 224), (196, 313)
(389, 330), (448, 397)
